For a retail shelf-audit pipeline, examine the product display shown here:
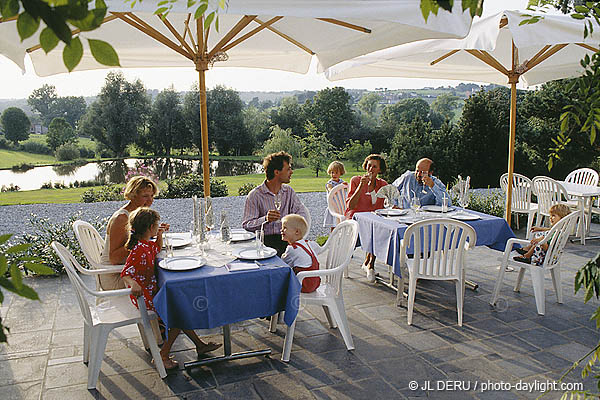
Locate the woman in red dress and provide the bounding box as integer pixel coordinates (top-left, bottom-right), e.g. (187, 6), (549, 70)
(345, 154), (387, 282)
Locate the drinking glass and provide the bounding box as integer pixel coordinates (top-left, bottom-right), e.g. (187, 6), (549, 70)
(411, 196), (421, 219)
(255, 229), (264, 257)
(384, 198), (392, 210)
(274, 193), (282, 211)
(163, 233), (173, 258)
(205, 197), (215, 231)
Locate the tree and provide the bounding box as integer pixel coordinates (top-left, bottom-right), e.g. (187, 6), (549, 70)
(207, 86), (250, 155)
(303, 87), (357, 146)
(261, 126), (303, 162)
(1, 107), (30, 145)
(340, 139), (373, 171)
(270, 96), (306, 138)
(431, 93), (461, 121)
(46, 117), (77, 151)
(243, 106), (272, 150)
(53, 96), (87, 129)
(183, 83), (201, 152)
(28, 84), (58, 126)
(78, 72), (150, 157)
(138, 88), (189, 156)
(357, 93), (381, 116)
(302, 121), (335, 177)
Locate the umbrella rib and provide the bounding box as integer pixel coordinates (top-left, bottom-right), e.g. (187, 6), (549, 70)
(524, 43), (568, 70)
(157, 14), (196, 57)
(221, 16), (283, 53)
(466, 49), (509, 76)
(254, 18), (314, 55)
(0, 16), (17, 23)
(27, 14), (119, 53)
(317, 18), (371, 34)
(112, 12), (193, 60)
(577, 43), (599, 53)
(523, 45), (550, 70)
(207, 15), (256, 59)
(430, 50), (460, 65)
(183, 14), (197, 51)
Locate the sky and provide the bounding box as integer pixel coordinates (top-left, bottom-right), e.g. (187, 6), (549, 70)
(0, 0), (530, 99)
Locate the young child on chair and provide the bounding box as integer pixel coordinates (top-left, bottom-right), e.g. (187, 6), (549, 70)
(323, 161), (347, 232)
(281, 214), (322, 293)
(513, 203), (571, 265)
(121, 207), (221, 370)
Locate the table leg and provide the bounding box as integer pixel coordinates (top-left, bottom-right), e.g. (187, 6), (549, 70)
(184, 324), (271, 369)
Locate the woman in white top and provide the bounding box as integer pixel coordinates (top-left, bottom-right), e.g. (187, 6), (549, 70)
(100, 176), (160, 289)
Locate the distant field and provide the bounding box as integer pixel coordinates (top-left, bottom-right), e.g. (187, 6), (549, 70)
(0, 164), (365, 205)
(0, 149), (55, 169)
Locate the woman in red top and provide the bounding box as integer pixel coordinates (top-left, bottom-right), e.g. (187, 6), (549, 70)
(345, 154), (387, 282)
(121, 207), (220, 370)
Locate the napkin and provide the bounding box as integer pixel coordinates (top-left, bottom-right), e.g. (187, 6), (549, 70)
(226, 261), (260, 272)
(376, 184), (400, 203)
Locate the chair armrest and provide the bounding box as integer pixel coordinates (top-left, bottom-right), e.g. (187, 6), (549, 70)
(94, 287), (133, 298)
(503, 237), (530, 253)
(80, 264), (124, 276)
(296, 265), (345, 283)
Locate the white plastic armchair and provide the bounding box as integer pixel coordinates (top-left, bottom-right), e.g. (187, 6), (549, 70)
(565, 168), (599, 187)
(51, 242), (166, 389)
(489, 211), (578, 315)
(531, 177), (569, 227)
(73, 220), (123, 291)
(327, 183), (349, 225)
(500, 173), (538, 237)
(281, 219), (359, 362)
(399, 218), (476, 327)
(300, 203), (312, 240)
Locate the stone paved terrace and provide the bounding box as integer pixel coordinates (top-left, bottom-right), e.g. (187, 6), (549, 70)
(1, 223), (600, 400)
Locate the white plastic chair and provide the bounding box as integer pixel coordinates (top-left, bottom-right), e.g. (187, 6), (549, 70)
(281, 219), (359, 362)
(300, 203), (312, 240)
(73, 220), (163, 348)
(565, 168), (599, 233)
(51, 242), (167, 389)
(500, 173), (538, 237)
(73, 220), (124, 291)
(399, 218), (476, 327)
(531, 176), (570, 227)
(489, 211), (578, 315)
(327, 183), (349, 224)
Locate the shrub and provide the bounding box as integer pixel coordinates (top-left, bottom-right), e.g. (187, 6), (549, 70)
(20, 140), (52, 155)
(450, 188), (505, 218)
(10, 212), (107, 274)
(78, 146), (96, 159)
(81, 184), (124, 203)
(0, 184), (20, 192)
(41, 182), (53, 189)
(55, 143), (80, 161)
(238, 182), (256, 196)
(11, 162), (34, 171)
(160, 173), (228, 199)
(0, 136), (9, 149)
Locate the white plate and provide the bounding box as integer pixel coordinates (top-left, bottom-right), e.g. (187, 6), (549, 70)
(230, 231), (255, 242)
(159, 256), (205, 271)
(421, 205), (455, 213)
(451, 213), (480, 221)
(376, 209), (409, 216)
(233, 246), (277, 260)
(164, 233), (192, 248)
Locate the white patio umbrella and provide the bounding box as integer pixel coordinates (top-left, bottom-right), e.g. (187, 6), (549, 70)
(326, 10), (600, 224)
(0, 0), (475, 196)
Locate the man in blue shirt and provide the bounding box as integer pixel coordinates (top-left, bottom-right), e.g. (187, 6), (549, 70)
(393, 158), (451, 208)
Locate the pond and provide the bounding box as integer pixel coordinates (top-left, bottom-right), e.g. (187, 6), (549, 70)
(0, 158), (263, 191)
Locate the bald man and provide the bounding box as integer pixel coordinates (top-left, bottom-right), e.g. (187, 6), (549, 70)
(392, 158), (451, 209)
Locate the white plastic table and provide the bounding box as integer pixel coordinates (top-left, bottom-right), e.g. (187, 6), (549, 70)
(558, 181), (600, 245)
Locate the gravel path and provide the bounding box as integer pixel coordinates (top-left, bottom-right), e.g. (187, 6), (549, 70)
(0, 192), (330, 239)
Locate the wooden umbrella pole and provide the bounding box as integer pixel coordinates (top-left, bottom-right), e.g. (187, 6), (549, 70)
(196, 19), (210, 198)
(506, 40), (519, 226)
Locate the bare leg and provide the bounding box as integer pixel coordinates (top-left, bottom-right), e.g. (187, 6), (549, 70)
(368, 253), (376, 269)
(160, 328), (181, 359)
(182, 329), (222, 355)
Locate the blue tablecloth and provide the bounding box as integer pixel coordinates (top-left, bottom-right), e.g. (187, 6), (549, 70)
(154, 257), (301, 330)
(353, 210), (515, 277)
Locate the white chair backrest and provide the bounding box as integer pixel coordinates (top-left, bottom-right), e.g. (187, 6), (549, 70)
(320, 220), (359, 293)
(51, 241), (94, 325)
(542, 211), (579, 269)
(565, 168), (599, 186)
(500, 173), (533, 212)
(401, 218), (476, 279)
(327, 184), (348, 222)
(532, 176), (568, 216)
(73, 220), (105, 267)
(300, 203), (312, 240)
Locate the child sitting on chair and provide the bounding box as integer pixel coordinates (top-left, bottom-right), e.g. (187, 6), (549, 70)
(281, 214), (321, 293)
(514, 203), (571, 265)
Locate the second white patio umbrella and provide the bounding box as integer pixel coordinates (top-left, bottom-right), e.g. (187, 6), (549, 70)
(0, 0), (475, 196)
(326, 10), (600, 224)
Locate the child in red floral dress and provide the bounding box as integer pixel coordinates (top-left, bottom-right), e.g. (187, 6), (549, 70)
(121, 207), (220, 370)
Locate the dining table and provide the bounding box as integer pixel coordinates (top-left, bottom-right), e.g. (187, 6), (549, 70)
(353, 208), (515, 302)
(557, 180), (600, 245)
(152, 231), (301, 369)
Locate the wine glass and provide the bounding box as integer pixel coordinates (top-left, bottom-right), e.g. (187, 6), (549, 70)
(274, 193), (282, 211)
(384, 198), (392, 210)
(458, 190), (470, 212)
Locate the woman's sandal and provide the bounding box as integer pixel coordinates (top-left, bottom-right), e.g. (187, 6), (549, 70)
(196, 342), (222, 358)
(153, 355), (179, 371)
(515, 247), (527, 256)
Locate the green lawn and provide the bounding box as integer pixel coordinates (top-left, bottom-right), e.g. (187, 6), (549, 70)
(0, 149), (56, 169)
(0, 164), (366, 205)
